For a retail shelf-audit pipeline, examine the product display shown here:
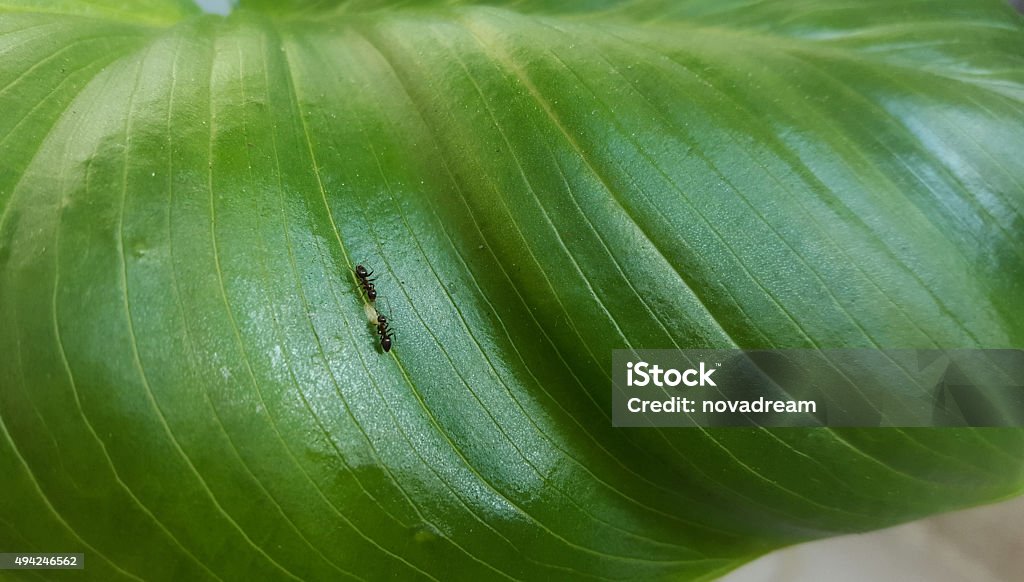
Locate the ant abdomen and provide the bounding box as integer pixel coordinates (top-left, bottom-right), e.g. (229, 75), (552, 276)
(355, 264), (377, 302)
(376, 314), (395, 353)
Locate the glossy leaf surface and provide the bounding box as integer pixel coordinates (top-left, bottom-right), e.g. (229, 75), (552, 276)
(1, 1), (1023, 580)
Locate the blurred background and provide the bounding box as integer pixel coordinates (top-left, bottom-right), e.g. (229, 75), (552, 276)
(723, 496), (1024, 581)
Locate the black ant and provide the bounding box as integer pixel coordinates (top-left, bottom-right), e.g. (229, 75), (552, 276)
(354, 264), (377, 302)
(376, 314), (395, 352)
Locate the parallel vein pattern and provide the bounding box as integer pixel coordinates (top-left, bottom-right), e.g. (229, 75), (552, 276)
(1, 1), (1022, 580)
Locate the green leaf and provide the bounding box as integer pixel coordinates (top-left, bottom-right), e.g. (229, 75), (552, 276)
(1, 0), (1022, 579)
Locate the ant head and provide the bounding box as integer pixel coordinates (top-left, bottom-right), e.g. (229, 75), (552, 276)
(356, 265), (368, 277)
(367, 288), (377, 301)
(377, 314), (387, 324)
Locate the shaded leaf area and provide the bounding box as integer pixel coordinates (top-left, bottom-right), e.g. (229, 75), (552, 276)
(1, 1), (1023, 580)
